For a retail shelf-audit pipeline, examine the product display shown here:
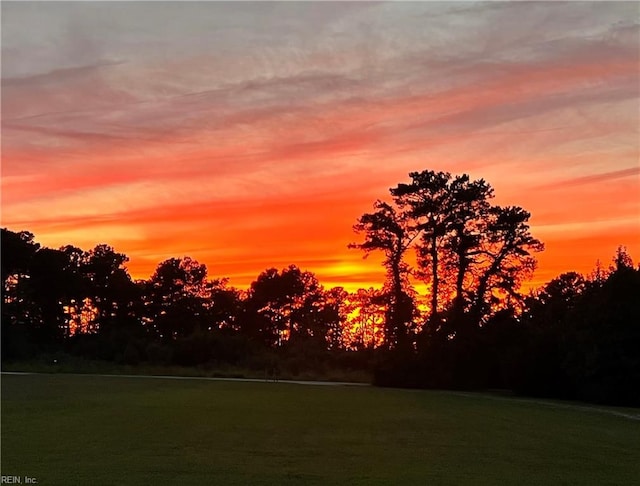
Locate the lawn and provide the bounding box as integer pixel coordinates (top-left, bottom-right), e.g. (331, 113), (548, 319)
(1, 373), (639, 485)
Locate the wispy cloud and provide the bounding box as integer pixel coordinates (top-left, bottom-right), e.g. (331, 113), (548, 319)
(536, 167), (640, 190)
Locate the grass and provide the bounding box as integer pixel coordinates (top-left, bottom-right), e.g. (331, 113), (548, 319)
(2, 373), (639, 485)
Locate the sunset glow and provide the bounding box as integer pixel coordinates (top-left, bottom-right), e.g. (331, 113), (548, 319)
(2, 2), (639, 293)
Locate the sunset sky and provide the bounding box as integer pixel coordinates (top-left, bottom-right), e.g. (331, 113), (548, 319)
(2, 1), (639, 293)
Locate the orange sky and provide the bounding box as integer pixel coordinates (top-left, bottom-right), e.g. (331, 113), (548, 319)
(2, 2), (639, 293)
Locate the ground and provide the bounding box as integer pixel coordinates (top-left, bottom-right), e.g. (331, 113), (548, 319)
(1, 373), (639, 485)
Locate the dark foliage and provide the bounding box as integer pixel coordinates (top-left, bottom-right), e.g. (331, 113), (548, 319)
(376, 251), (639, 407)
(1, 228), (369, 379)
(2, 193), (638, 405)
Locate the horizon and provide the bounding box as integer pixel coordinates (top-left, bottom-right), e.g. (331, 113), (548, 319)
(2, 1), (639, 294)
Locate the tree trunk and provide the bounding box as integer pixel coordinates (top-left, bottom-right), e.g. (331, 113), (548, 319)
(389, 254), (407, 349)
(454, 248), (467, 316)
(430, 233), (439, 322)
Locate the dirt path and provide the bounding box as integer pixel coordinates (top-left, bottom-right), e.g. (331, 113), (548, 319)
(0, 371), (368, 387)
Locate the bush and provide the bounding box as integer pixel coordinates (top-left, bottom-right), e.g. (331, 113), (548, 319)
(122, 342), (141, 365)
(145, 342), (173, 365)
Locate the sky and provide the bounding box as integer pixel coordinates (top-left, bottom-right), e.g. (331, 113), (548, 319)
(2, 1), (639, 292)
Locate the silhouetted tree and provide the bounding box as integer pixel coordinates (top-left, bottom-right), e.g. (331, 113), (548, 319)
(516, 272), (588, 397)
(355, 170), (542, 345)
(516, 250), (640, 406)
(391, 171), (453, 324)
(29, 248), (84, 342)
(144, 257), (210, 341)
(1, 229), (39, 283)
(321, 286), (349, 350)
(524, 271), (587, 327)
(2, 229), (41, 358)
(79, 244), (139, 335)
(207, 278), (242, 331)
(355, 171), (543, 389)
(350, 201), (418, 350)
(344, 288), (387, 350)
(392, 171), (543, 331)
(467, 205), (543, 326)
(561, 249), (640, 405)
(242, 265), (329, 350)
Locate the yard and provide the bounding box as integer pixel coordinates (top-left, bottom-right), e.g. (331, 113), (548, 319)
(1, 373), (638, 485)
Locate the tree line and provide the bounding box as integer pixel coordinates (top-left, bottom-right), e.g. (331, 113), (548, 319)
(1, 233), (370, 376)
(2, 169), (638, 405)
(350, 170), (638, 406)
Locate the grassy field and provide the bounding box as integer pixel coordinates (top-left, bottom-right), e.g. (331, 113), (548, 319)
(2, 373), (639, 485)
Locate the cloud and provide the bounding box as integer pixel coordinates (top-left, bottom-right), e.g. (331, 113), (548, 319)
(2, 1), (639, 290)
(536, 167), (640, 190)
